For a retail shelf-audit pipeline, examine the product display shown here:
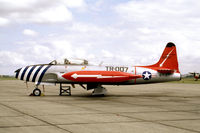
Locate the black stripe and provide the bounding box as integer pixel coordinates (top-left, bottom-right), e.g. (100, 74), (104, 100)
(38, 65), (51, 83)
(15, 68), (21, 79)
(15, 72), (19, 79)
(32, 65), (44, 82)
(26, 66), (36, 81)
(20, 66), (29, 80)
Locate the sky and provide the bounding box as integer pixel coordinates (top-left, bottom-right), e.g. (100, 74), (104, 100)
(0, 0), (200, 75)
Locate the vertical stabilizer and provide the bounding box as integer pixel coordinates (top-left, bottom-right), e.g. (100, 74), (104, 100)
(145, 42), (180, 73)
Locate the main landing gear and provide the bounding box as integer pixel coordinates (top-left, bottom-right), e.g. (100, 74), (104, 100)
(80, 84), (107, 96)
(92, 85), (107, 96)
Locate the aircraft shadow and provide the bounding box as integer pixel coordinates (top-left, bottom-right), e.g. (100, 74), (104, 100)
(35, 93), (180, 98)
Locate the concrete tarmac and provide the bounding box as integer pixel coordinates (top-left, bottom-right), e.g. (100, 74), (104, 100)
(0, 80), (200, 133)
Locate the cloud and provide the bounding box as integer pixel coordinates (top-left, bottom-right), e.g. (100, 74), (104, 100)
(23, 29), (38, 36)
(0, 0), (86, 24)
(61, 0), (86, 8)
(0, 42), (53, 74)
(23, 5), (73, 24)
(0, 51), (26, 66)
(101, 50), (113, 58)
(0, 51), (27, 75)
(115, 0), (200, 22)
(0, 17), (9, 26)
(0, 0), (200, 75)
(51, 40), (74, 59)
(114, 0), (200, 71)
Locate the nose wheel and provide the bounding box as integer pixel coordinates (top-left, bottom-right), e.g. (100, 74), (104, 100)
(32, 88), (41, 96)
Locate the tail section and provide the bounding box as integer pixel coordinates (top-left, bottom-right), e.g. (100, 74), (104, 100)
(145, 42), (180, 73)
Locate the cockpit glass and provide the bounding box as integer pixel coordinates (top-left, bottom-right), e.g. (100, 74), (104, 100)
(49, 59), (88, 65)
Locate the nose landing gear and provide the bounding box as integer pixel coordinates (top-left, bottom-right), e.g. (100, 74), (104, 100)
(32, 88), (41, 96)
(30, 85), (44, 96)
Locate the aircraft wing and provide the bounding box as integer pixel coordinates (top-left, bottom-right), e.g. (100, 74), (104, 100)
(35, 82), (56, 86)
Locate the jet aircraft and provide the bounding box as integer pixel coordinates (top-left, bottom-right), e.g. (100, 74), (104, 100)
(189, 72), (200, 81)
(15, 42), (181, 96)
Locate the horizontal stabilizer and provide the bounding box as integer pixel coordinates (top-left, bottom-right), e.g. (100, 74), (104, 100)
(157, 68), (175, 74)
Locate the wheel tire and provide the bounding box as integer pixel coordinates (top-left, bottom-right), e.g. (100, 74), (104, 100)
(33, 88), (41, 96)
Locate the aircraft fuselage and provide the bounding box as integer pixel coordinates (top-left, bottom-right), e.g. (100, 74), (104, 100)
(15, 64), (181, 85)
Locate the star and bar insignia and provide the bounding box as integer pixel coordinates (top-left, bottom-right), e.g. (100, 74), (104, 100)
(142, 71), (152, 80)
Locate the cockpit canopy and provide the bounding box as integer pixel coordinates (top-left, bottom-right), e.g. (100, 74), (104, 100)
(49, 58), (88, 65)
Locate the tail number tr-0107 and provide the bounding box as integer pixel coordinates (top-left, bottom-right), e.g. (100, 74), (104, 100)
(105, 66), (129, 72)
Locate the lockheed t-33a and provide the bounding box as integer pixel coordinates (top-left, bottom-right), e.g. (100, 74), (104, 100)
(15, 42), (181, 96)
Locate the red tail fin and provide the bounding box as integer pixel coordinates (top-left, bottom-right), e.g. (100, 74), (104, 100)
(146, 42), (180, 73)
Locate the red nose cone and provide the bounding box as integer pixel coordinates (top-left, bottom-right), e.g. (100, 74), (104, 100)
(62, 71), (140, 83)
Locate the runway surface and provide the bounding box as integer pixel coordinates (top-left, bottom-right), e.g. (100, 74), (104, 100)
(0, 80), (200, 133)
